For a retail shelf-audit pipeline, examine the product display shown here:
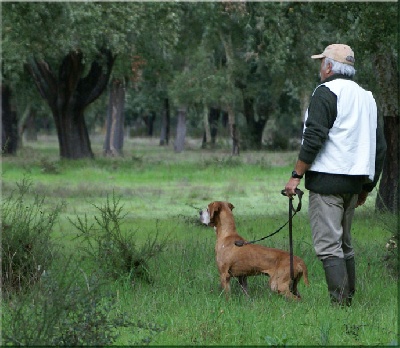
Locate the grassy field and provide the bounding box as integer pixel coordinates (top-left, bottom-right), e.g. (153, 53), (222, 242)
(1, 135), (398, 346)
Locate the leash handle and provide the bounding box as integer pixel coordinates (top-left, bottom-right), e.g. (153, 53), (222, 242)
(281, 188), (304, 213)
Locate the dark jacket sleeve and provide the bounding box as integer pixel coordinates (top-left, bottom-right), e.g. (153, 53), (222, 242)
(298, 85), (337, 164)
(362, 113), (387, 192)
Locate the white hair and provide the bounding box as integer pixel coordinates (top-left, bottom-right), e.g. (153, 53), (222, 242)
(324, 57), (356, 77)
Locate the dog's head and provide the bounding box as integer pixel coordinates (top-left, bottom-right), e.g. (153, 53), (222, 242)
(199, 201), (234, 227)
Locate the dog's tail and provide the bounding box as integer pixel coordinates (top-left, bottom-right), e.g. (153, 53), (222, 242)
(299, 261), (310, 286)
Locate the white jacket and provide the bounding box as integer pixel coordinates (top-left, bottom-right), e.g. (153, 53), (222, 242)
(304, 79), (377, 181)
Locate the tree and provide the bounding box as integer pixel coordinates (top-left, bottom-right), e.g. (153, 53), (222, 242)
(2, 2), (136, 159)
(103, 78), (126, 156)
(27, 49), (115, 159)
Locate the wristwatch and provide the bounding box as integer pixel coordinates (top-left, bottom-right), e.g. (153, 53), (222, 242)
(291, 170), (303, 179)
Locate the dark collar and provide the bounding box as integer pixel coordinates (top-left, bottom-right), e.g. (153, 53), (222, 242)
(322, 74), (354, 83)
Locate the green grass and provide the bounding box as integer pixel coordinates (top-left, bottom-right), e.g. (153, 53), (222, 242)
(1, 136), (397, 346)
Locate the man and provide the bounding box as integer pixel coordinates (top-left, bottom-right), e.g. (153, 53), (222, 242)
(285, 44), (386, 306)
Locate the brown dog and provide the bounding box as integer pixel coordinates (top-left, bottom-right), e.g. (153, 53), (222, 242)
(199, 201), (309, 300)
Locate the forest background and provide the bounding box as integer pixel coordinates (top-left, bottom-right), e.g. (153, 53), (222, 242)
(2, 1), (398, 212)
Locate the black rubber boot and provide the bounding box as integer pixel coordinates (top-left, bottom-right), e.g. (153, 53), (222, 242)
(322, 257), (350, 306)
(346, 257), (356, 306)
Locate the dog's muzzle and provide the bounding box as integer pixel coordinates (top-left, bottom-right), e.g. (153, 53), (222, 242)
(199, 209), (211, 225)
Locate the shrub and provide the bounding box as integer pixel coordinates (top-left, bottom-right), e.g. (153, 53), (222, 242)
(3, 260), (165, 345)
(70, 192), (167, 282)
(1, 178), (64, 296)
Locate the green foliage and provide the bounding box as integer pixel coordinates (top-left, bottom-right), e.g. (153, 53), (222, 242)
(70, 192), (167, 282)
(1, 178), (64, 295)
(3, 260), (164, 346)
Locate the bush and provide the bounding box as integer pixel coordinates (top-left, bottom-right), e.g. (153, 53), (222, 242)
(1, 178), (64, 296)
(3, 260), (164, 345)
(70, 192), (167, 282)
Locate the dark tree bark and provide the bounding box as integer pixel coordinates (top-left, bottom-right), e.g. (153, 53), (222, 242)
(373, 49), (399, 213)
(174, 106), (187, 153)
(203, 107), (220, 148)
(210, 108), (220, 145)
(376, 116), (399, 213)
(1, 85), (18, 155)
(26, 49), (115, 159)
(159, 98), (170, 146)
(243, 97), (269, 150)
(104, 78), (125, 157)
(143, 111), (156, 136)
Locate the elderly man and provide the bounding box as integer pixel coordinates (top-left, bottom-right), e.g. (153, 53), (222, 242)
(285, 44), (386, 306)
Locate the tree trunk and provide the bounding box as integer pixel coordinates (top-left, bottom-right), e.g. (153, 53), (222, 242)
(202, 103), (212, 149)
(26, 49), (115, 159)
(373, 49), (399, 213)
(143, 111), (156, 136)
(226, 104), (239, 155)
(19, 105), (38, 143)
(209, 107), (220, 144)
(159, 98), (170, 146)
(24, 111), (38, 142)
(104, 79), (125, 157)
(174, 106), (187, 153)
(243, 97), (267, 150)
(376, 116), (399, 213)
(219, 30), (239, 155)
(1, 85), (18, 155)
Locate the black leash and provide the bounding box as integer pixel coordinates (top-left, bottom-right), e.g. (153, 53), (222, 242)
(234, 189), (304, 247)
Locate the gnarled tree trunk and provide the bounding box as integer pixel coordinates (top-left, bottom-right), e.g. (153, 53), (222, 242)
(27, 49), (115, 159)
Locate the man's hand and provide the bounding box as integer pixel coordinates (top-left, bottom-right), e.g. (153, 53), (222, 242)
(284, 160), (309, 198)
(285, 178), (301, 198)
(356, 190), (369, 207)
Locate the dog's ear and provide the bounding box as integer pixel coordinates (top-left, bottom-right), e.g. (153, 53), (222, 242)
(228, 203), (234, 211)
(208, 201), (220, 221)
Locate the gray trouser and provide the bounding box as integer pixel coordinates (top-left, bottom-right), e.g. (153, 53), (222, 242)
(308, 192), (358, 261)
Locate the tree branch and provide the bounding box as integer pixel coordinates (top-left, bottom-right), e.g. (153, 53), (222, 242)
(77, 48), (116, 108)
(25, 58), (57, 109)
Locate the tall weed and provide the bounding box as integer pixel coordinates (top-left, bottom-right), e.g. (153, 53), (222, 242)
(70, 192), (167, 282)
(1, 177), (64, 296)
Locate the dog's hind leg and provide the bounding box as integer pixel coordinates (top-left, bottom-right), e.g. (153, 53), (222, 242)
(238, 276), (249, 296)
(219, 271), (231, 296)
